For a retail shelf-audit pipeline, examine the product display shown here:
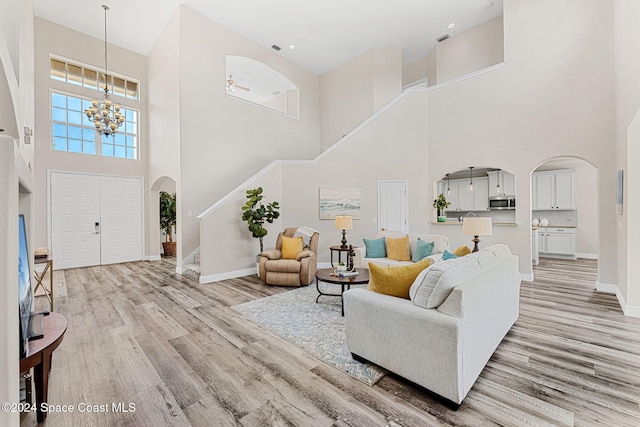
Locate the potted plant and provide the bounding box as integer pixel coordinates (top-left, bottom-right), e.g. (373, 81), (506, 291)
(241, 187), (280, 254)
(433, 193), (451, 222)
(160, 191), (177, 256)
(337, 261), (347, 272)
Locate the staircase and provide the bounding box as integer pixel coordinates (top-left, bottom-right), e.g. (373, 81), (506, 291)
(182, 253), (201, 282)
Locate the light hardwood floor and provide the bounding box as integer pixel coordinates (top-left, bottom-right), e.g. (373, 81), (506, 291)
(23, 258), (640, 426)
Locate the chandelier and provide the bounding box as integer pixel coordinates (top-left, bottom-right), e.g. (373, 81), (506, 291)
(84, 5), (124, 136)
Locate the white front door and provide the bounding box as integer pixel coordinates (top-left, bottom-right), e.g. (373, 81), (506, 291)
(51, 173), (101, 269)
(51, 173), (143, 269)
(100, 176), (143, 265)
(378, 181), (408, 232)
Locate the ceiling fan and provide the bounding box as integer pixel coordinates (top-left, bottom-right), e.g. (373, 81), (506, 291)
(226, 74), (250, 93)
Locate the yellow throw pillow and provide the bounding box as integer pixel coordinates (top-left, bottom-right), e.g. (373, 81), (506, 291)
(281, 236), (303, 259)
(454, 245), (471, 257)
(368, 258), (433, 299)
(385, 235), (411, 261)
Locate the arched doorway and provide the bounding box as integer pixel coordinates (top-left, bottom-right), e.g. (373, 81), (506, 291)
(530, 157), (599, 280)
(150, 176), (177, 257)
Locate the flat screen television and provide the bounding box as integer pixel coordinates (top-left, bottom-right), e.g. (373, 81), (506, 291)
(18, 214), (33, 358)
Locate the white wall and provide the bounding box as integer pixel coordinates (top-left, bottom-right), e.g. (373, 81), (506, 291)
(402, 17), (503, 88)
(148, 10), (181, 259)
(199, 90), (428, 278)
(33, 18), (149, 254)
(426, 0), (616, 283)
(436, 17), (504, 83)
(614, 0), (640, 311)
(0, 0), (35, 424)
(320, 48), (402, 148)
(176, 6), (320, 262)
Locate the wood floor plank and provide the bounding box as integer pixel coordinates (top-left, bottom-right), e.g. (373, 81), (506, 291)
(24, 256), (640, 426)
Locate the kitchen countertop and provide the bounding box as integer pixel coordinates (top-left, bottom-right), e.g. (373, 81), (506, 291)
(532, 225), (577, 229)
(432, 222), (517, 226)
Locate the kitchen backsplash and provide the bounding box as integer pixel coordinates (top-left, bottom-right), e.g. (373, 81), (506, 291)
(445, 209), (516, 223)
(532, 210), (578, 227)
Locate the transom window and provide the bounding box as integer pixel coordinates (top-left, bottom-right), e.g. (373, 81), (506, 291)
(51, 91), (138, 159)
(50, 57), (139, 100)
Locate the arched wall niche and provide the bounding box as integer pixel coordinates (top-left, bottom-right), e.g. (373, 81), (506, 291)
(225, 55), (299, 118)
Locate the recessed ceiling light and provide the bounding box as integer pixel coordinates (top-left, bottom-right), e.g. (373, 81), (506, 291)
(447, 23), (456, 29)
(289, 44), (296, 50)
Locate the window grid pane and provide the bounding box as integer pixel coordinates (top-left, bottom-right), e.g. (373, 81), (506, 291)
(101, 105), (138, 160)
(49, 58), (139, 101)
(50, 92), (99, 156)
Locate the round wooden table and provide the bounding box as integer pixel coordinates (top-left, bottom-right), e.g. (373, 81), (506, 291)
(315, 268), (370, 316)
(20, 312), (68, 423)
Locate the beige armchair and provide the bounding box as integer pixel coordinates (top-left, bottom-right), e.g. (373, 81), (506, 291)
(259, 227), (319, 286)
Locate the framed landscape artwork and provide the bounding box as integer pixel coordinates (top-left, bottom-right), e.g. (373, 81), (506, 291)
(319, 188), (362, 219)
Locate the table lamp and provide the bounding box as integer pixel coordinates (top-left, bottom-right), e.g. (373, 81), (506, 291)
(335, 215), (353, 249)
(462, 217), (493, 252)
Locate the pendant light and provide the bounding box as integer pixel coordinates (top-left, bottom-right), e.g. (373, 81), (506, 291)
(496, 169), (502, 195)
(446, 173), (451, 196)
(469, 167), (474, 191)
(84, 5), (124, 137)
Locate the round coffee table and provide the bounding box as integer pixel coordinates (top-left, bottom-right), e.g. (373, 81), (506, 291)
(315, 268), (370, 316)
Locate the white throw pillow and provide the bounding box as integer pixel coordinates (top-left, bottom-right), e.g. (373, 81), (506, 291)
(411, 256), (482, 309)
(409, 265), (431, 301)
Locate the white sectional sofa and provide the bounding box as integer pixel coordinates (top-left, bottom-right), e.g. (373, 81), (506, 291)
(352, 230), (450, 268)
(343, 244), (520, 407)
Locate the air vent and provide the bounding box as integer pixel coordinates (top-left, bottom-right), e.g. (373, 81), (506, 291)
(271, 44), (282, 51)
(273, 90), (282, 96)
(436, 34), (449, 42)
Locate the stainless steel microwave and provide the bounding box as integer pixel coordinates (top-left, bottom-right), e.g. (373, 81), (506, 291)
(489, 196), (516, 210)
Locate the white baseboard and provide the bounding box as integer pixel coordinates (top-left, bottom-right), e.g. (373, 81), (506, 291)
(318, 262), (332, 269)
(596, 281), (640, 318)
(144, 255), (161, 261)
(199, 268), (257, 284)
(576, 253), (599, 260)
(520, 272), (534, 282)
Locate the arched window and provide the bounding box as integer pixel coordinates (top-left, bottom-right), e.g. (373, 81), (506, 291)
(226, 55), (299, 118)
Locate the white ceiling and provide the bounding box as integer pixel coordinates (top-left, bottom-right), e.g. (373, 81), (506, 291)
(33, 0), (503, 75)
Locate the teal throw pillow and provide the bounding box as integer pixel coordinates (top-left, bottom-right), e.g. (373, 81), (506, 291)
(411, 238), (435, 262)
(442, 249), (458, 260)
(363, 237), (387, 258)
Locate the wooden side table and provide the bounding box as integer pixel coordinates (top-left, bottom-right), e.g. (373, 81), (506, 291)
(34, 254), (53, 312)
(329, 245), (353, 268)
(20, 313), (67, 423)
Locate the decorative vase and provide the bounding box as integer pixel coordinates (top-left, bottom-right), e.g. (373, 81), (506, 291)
(337, 264), (347, 272)
(438, 216), (447, 223)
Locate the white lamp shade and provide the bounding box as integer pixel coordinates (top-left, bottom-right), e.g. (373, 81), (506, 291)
(462, 217), (493, 236)
(335, 215), (353, 230)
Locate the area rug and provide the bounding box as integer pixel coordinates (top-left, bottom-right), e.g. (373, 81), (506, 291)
(231, 284), (387, 386)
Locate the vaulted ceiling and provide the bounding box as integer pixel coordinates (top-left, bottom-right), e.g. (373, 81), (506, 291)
(33, 0), (503, 75)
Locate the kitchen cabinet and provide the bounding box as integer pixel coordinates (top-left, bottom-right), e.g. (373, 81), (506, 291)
(437, 177), (488, 211)
(538, 227), (576, 259)
(532, 170), (574, 210)
(487, 171), (516, 196)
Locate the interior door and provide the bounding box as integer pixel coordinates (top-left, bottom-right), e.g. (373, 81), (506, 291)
(51, 173), (143, 269)
(378, 181), (408, 232)
(51, 173), (101, 269)
(100, 176), (143, 265)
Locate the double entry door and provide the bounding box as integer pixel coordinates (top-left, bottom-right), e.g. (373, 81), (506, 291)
(51, 172), (143, 270)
